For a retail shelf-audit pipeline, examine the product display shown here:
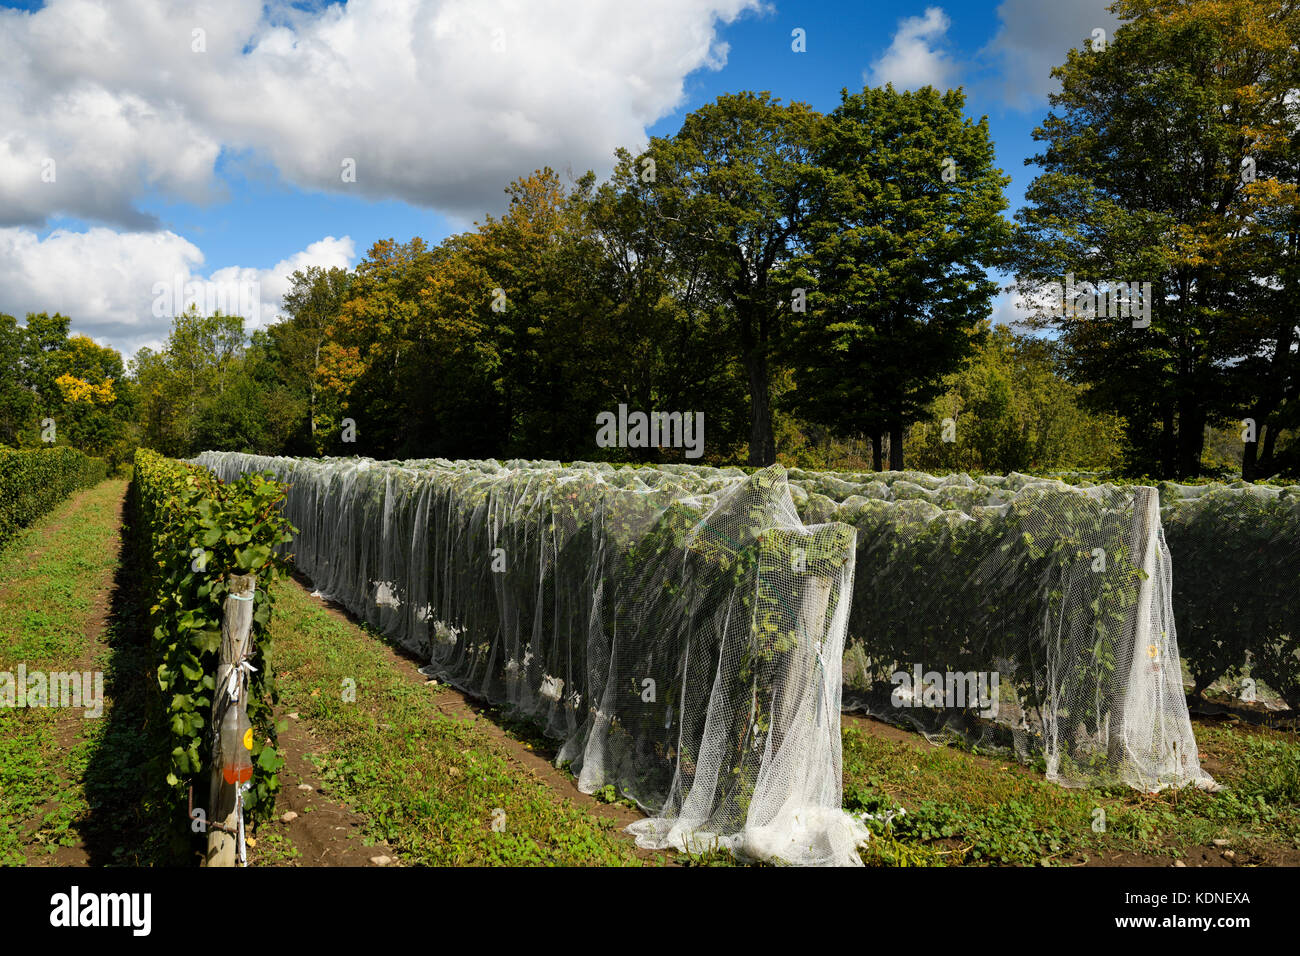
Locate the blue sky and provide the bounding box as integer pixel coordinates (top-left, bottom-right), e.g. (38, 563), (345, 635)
(0, 0), (1120, 357)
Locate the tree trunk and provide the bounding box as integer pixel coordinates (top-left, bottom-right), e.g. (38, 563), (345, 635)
(872, 433), (884, 472)
(310, 339), (321, 446)
(1251, 317), (1297, 479)
(745, 348), (775, 467)
(889, 421), (904, 471)
(1260, 421), (1279, 475)
(1160, 404), (1177, 478)
(1177, 401), (1204, 479)
(1241, 428), (1258, 481)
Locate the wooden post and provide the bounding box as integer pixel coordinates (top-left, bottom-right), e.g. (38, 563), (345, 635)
(205, 573), (257, 867)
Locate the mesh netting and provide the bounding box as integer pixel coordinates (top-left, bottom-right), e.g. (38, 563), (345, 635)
(788, 469), (1299, 719)
(1158, 482), (1300, 712)
(781, 471), (1212, 791)
(196, 452), (870, 865)
(195, 452), (1216, 862)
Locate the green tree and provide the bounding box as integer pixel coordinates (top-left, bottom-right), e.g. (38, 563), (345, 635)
(907, 324), (1126, 473)
(55, 334), (133, 464)
(1010, 0), (1300, 478)
(789, 84), (1010, 469)
(20, 312), (75, 432)
(0, 314), (36, 445)
(317, 163), (750, 463)
(320, 231), (513, 458)
(278, 266), (353, 451)
(648, 92), (823, 465)
(584, 149), (749, 461)
(134, 309), (248, 456)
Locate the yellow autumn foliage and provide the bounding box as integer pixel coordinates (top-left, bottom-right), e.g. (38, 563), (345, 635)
(55, 372), (116, 405)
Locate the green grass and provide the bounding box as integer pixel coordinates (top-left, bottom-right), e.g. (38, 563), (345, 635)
(840, 719), (1300, 866)
(0, 479), (124, 865)
(249, 829), (302, 866)
(266, 577), (654, 866)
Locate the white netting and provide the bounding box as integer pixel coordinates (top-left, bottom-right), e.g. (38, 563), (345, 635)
(784, 469), (1212, 791)
(1158, 481), (1300, 711)
(788, 467), (1299, 721)
(195, 452), (1215, 863)
(196, 452), (870, 865)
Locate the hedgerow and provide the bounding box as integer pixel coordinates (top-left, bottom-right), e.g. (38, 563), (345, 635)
(128, 449), (295, 843)
(0, 446), (107, 550)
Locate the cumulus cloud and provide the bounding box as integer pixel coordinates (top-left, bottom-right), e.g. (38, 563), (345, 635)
(868, 7), (956, 91)
(989, 288), (1032, 327)
(0, 0), (761, 228)
(989, 280), (1082, 328)
(0, 227), (354, 356)
(207, 237), (357, 333)
(983, 0), (1119, 109)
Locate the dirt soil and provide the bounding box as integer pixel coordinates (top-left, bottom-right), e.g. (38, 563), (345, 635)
(257, 704), (400, 866)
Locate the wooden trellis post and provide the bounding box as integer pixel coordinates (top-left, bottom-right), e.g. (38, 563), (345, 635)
(205, 573), (257, 867)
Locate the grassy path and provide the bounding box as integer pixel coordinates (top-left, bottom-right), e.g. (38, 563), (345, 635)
(840, 714), (1300, 866)
(260, 576), (657, 866)
(0, 479), (125, 865)
(0, 479), (655, 867)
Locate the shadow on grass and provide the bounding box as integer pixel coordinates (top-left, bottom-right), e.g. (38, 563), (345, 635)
(79, 484), (189, 866)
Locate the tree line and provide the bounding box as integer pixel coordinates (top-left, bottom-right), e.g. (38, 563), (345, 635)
(143, 83), (1020, 470)
(4, 0), (1297, 480)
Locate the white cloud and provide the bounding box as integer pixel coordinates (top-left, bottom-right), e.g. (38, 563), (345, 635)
(989, 281), (1075, 328)
(0, 227), (354, 356)
(0, 0), (761, 228)
(868, 7), (956, 91)
(983, 0), (1119, 109)
(208, 236), (357, 331)
(989, 288), (1031, 327)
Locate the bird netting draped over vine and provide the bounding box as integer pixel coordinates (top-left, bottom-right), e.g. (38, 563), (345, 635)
(781, 470), (1213, 792)
(1158, 481), (1300, 711)
(785, 466), (1299, 720)
(195, 454), (1213, 853)
(195, 452), (870, 866)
